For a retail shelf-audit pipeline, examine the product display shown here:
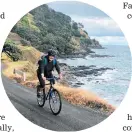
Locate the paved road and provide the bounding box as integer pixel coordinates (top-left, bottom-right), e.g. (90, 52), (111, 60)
(2, 75), (108, 131)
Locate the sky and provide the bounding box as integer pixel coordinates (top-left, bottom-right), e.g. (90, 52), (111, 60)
(48, 1), (127, 45)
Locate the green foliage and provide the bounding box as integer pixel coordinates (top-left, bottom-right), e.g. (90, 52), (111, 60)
(55, 36), (67, 54)
(36, 21), (47, 36)
(16, 27), (42, 45)
(5, 39), (15, 45)
(72, 29), (81, 37)
(10, 4), (101, 55)
(64, 43), (75, 54)
(19, 13), (40, 32)
(78, 23), (84, 28)
(2, 41), (22, 61)
(21, 15), (29, 27)
(11, 25), (17, 32)
(72, 22), (78, 30)
(80, 38), (92, 45)
(83, 30), (88, 35)
(43, 33), (56, 46)
(21, 39), (31, 46)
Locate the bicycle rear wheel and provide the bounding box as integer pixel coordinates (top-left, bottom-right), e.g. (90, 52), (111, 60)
(37, 86), (45, 107)
(49, 89), (62, 115)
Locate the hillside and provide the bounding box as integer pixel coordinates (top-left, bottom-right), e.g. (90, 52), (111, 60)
(11, 4), (102, 55)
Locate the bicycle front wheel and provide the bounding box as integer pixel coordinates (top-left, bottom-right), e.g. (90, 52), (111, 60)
(49, 89), (62, 115)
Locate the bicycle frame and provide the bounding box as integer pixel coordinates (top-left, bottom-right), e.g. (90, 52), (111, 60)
(45, 81), (54, 100)
(38, 76), (59, 100)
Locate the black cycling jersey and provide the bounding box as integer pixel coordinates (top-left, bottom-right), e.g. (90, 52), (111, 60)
(37, 55), (60, 76)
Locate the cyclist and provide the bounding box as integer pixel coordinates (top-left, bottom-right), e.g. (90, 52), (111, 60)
(37, 50), (62, 97)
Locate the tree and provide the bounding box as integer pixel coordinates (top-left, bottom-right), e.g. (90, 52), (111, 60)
(55, 36), (67, 54)
(72, 22), (78, 30)
(78, 23), (84, 28)
(43, 33), (56, 46)
(72, 29), (81, 37)
(2, 41), (22, 61)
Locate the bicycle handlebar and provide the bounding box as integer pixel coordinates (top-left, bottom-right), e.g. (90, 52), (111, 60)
(46, 76), (60, 81)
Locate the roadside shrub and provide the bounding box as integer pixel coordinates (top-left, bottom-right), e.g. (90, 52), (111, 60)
(2, 41), (22, 61)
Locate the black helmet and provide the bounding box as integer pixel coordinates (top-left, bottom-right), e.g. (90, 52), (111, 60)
(47, 49), (56, 56)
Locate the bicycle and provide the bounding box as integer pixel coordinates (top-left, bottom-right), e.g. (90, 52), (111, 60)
(36, 77), (62, 115)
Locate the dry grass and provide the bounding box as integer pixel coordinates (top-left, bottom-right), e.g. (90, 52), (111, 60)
(7, 32), (22, 44)
(1, 45), (40, 80)
(79, 28), (88, 38)
(2, 61), (27, 77)
(18, 45), (41, 64)
(54, 83), (115, 113)
(2, 60), (37, 81)
(21, 79), (115, 114)
(1, 53), (12, 63)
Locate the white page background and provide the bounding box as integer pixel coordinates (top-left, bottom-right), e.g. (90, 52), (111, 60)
(0, 0), (131, 132)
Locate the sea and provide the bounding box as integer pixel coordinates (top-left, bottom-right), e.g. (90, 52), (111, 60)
(58, 45), (132, 107)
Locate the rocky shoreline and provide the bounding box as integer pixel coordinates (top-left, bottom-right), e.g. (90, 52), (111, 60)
(56, 49), (115, 88)
(57, 47), (114, 59)
(58, 50), (94, 59)
(89, 54), (114, 58)
(58, 62), (114, 88)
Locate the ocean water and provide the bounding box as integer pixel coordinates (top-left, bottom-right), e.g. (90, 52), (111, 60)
(58, 45), (132, 106)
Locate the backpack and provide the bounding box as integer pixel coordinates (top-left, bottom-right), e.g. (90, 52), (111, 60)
(41, 55), (56, 66)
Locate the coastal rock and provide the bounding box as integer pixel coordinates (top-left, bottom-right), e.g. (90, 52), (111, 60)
(72, 84), (80, 88)
(59, 63), (69, 67)
(59, 62), (113, 88)
(72, 65), (96, 71)
(59, 63), (71, 71)
(71, 66), (113, 77)
(58, 50), (95, 59)
(76, 82), (84, 85)
(90, 54), (114, 58)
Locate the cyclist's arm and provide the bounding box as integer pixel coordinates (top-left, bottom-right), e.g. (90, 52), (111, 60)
(40, 58), (45, 77)
(55, 61), (63, 79)
(55, 60), (61, 74)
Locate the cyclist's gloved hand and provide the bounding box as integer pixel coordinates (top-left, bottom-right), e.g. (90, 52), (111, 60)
(41, 73), (46, 81)
(42, 76), (46, 81)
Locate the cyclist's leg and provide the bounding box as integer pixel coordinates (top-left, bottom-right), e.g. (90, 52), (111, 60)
(37, 71), (45, 97)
